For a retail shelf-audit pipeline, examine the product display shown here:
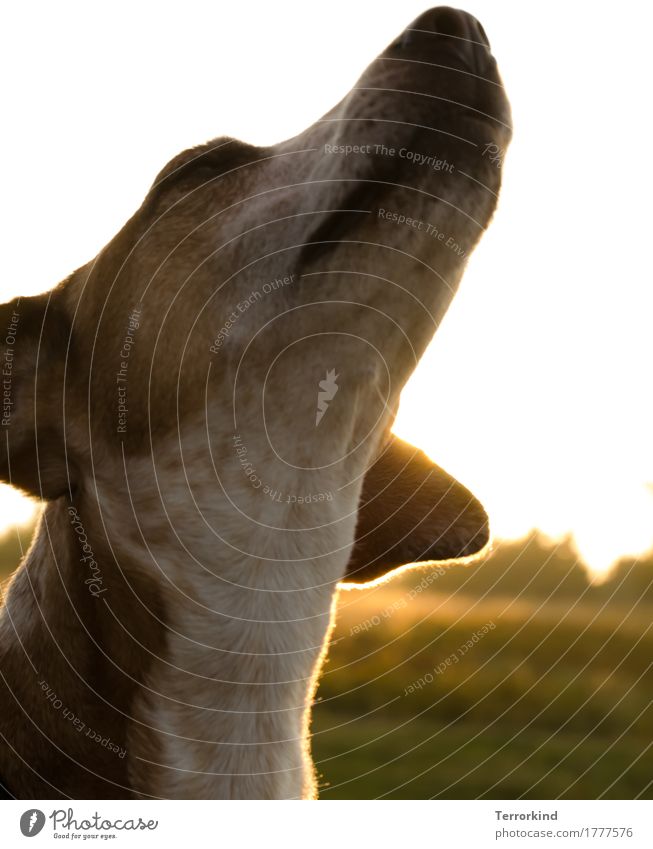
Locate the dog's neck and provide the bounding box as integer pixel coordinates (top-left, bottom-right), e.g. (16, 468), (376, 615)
(0, 409), (373, 799)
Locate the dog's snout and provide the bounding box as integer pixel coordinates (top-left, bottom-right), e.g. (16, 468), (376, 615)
(399, 6), (492, 71)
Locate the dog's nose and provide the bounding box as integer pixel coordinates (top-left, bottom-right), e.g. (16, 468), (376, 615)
(410, 6), (490, 48)
(399, 6), (492, 71)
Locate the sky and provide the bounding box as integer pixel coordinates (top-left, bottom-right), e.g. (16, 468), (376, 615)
(0, 0), (651, 575)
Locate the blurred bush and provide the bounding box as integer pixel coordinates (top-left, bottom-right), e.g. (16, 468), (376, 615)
(312, 533), (653, 798)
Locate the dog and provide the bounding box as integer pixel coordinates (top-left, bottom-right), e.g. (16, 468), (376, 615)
(0, 6), (510, 798)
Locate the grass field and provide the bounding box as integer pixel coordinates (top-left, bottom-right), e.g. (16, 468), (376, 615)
(2, 522), (652, 798)
(312, 579), (653, 798)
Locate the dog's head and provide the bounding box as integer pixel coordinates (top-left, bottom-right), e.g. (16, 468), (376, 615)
(0, 7), (509, 581)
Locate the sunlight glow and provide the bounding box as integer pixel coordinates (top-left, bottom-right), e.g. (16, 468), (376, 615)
(0, 485), (38, 532)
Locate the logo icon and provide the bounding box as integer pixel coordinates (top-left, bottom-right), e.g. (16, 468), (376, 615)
(315, 368), (339, 426)
(20, 809), (45, 837)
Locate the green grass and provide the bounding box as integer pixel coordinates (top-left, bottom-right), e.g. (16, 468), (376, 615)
(312, 583), (653, 798)
(313, 714), (653, 799)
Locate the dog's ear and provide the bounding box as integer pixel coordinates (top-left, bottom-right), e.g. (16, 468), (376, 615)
(344, 436), (489, 585)
(0, 292), (73, 500)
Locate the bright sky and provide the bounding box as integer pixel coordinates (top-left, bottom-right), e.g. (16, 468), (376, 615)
(0, 1), (651, 574)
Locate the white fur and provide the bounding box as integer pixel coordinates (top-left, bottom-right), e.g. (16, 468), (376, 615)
(88, 421), (364, 799)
